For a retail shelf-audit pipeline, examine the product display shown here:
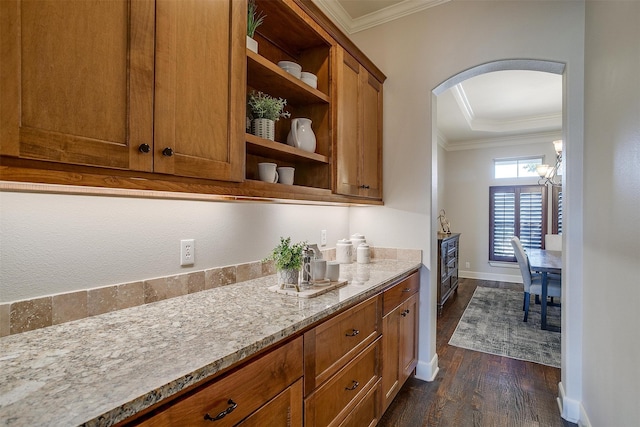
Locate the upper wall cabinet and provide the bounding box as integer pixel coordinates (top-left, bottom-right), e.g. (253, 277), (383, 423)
(334, 47), (384, 200)
(245, 0), (333, 192)
(0, 0), (245, 182)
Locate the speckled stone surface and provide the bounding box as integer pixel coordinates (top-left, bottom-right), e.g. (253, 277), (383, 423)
(0, 259), (420, 427)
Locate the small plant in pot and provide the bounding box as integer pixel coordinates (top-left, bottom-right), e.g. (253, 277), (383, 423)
(248, 90), (290, 141)
(246, 0), (265, 53)
(265, 237), (306, 291)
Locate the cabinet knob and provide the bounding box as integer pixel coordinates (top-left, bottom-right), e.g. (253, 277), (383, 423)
(401, 309), (410, 317)
(345, 328), (360, 337)
(204, 399), (237, 422)
(138, 143), (151, 153)
(360, 184), (370, 189)
(162, 147), (174, 157)
(402, 288), (412, 293)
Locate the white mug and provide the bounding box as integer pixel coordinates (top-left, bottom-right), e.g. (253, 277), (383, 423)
(311, 259), (326, 281)
(277, 167), (295, 185)
(258, 162), (278, 183)
(326, 261), (340, 282)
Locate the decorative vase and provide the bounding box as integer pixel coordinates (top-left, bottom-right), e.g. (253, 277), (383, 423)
(277, 268), (299, 290)
(253, 118), (275, 141)
(286, 118), (316, 153)
(246, 35), (258, 54)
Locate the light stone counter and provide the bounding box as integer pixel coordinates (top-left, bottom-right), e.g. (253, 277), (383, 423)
(0, 259), (420, 426)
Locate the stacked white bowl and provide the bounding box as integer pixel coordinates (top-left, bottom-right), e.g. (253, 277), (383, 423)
(300, 71), (317, 89)
(277, 61), (302, 79)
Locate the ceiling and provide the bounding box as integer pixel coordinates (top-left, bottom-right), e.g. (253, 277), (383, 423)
(312, 0), (563, 150)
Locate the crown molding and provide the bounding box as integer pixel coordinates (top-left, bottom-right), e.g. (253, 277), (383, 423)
(440, 131), (563, 152)
(451, 83), (562, 133)
(313, 0), (450, 34)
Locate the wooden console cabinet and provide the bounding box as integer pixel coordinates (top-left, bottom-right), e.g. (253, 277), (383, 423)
(437, 233), (460, 315)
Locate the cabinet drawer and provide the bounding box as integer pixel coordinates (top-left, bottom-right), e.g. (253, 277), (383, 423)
(305, 339), (380, 427)
(304, 296), (380, 392)
(383, 272), (419, 316)
(238, 378), (303, 427)
(338, 380), (381, 427)
(137, 337), (303, 427)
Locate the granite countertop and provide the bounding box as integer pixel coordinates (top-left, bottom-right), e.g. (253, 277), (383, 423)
(0, 259), (420, 426)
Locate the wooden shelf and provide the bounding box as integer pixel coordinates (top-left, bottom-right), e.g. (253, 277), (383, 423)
(247, 50), (329, 105)
(246, 133), (329, 164)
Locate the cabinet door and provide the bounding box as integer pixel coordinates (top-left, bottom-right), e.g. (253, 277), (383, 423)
(0, 0), (154, 171)
(335, 48), (360, 196)
(400, 293), (419, 382)
(381, 304), (401, 411)
(359, 70), (383, 199)
(154, 0), (244, 181)
(335, 47), (383, 199)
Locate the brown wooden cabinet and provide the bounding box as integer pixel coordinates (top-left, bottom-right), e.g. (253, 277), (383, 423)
(121, 270), (420, 427)
(1, 0), (244, 182)
(131, 337), (303, 427)
(381, 272), (419, 411)
(303, 295), (382, 427)
(335, 46), (384, 200)
(246, 0), (332, 191)
(437, 233), (460, 315)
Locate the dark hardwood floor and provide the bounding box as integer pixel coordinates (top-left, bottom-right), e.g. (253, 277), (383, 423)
(379, 278), (576, 427)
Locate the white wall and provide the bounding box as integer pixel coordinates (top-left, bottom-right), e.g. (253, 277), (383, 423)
(348, 0), (585, 415)
(0, 191), (349, 302)
(443, 137), (560, 282)
(582, 2), (640, 425)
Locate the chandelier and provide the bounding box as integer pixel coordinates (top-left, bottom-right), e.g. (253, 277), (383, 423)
(537, 140), (563, 186)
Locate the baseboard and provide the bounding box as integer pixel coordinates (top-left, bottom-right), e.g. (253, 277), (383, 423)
(415, 353), (439, 382)
(558, 381), (590, 426)
(459, 270), (522, 283)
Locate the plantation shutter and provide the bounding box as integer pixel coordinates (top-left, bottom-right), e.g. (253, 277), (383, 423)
(553, 186), (563, 234)
(490, 185), (547, 262)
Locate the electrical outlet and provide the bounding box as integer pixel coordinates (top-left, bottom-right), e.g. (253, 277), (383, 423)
(320, 229), (327, 246)
(465, 261), (470, 268)
(181, 239), (195, 266)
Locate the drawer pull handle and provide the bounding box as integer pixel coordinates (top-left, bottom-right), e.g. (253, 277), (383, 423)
(345, 328), (360, 337)
(401, 309), (410, 317)
(204, 399), (237, 422)
(402, 288), (412, 292)
(345, 380), (359, 391)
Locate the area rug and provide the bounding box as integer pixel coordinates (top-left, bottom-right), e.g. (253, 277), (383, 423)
(449, 287), (561, 368)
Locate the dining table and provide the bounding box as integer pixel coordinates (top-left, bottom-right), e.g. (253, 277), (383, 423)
(527, 248), (562, 332)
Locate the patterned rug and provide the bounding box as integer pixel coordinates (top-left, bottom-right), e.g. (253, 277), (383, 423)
(449, 287), (561, 368)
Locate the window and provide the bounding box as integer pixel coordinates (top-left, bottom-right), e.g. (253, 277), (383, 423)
(489, 185), (548, 262)
(494, 157), (544, 179)
(552, 186), (563, 234)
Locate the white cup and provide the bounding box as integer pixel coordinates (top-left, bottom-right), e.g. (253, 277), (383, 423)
(326, 261), (340, 282)
(312, 259), (326, 281)
(258, 162), (278, 183)
(277, 167), (295, 185)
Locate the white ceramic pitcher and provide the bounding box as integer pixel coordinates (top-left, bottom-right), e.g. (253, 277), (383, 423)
(286, 118), (316, 153)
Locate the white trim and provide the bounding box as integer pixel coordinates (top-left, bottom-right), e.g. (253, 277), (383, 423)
(444, 130), (563, 152)
(415, 352), (439, 382)
(558, 381), (588, 425)
(312, 0), (450, 34)
(459, 270), (522, 284)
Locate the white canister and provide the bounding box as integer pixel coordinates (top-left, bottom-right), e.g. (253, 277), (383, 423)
(336, 239), (353, 264)
(350, 233), (366, 262)
(357, 243), (371, 264)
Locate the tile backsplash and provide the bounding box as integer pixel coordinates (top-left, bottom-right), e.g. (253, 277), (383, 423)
(0, 247), (421, 337)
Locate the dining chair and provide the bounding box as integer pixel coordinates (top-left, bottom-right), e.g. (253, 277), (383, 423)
(510, 237), (561, 322)
(545, 234), (563, 251)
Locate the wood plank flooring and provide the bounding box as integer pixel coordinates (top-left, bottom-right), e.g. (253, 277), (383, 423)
(379, 278), (576, 427)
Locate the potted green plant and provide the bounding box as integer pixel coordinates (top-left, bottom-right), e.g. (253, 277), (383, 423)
(247, 0), (265, 53)
(248, 90), (290, 141)
(265, 237), (306, 290)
